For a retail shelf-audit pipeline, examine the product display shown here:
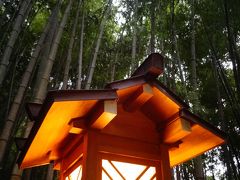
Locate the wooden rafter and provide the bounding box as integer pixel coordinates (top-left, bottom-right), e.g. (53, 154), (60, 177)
(163, 117), (191, 143)
(90, 100), (117, 129)
(15, 137), (27, 151)
(124, 84), (153, 112)
(25, 103), (42, 121)
(69, 118), (86, 134)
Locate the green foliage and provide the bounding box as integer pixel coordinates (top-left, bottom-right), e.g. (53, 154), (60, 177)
(1, 0), (240, 179)
(30, 9), (49, 34)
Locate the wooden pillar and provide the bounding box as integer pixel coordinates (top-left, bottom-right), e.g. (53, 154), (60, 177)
(156, 144), (171, 180)
(46, 162), (54, 180)
(82, 130), (101, 180)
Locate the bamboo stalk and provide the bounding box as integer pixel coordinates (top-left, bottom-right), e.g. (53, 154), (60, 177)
(62, 0), (82, 90)
(0, 0), (32, 86)
(85, 0), (113, 90)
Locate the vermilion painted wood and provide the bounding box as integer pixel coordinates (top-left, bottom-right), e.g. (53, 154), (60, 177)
(163, 118), (191, 143)
(81, 131), (101, 180)
(17, 53), (226, 180)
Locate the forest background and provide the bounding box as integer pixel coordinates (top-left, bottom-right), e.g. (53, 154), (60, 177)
(0, 0), (240, 179)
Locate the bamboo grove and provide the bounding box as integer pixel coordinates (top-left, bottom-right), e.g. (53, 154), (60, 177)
(0, 0), (240, 179)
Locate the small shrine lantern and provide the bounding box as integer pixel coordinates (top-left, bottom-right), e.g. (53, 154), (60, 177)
(17, 53), (225, 180)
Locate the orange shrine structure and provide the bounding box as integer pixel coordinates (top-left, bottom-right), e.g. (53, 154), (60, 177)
(17, 53), (226, 179)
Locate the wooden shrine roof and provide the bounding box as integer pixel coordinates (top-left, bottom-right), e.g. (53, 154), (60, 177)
(17, 53), (226, 169)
